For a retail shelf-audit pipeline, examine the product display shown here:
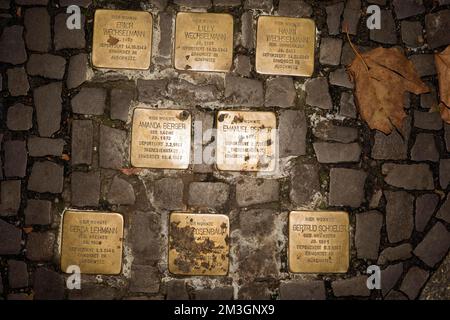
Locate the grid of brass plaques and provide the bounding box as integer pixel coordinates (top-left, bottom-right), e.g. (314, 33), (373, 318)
(169, 213), (230, 276)
(174, 12), (234, 72)
(289, 211), (349, 273)
(256, 16), (316, 76)
(92, 9), (153, 70)
(216, 111), (277, 172)
(60, 210), (124, 275)
(131, 108), (192, 169)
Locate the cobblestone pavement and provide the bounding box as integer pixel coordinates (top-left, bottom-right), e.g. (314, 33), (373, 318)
(0, 0), (449, 300)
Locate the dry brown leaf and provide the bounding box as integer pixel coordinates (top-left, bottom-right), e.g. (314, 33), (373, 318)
(347, 47), (429, 134)
(440, 103), (450, 124)
(435, 46), (450, 124)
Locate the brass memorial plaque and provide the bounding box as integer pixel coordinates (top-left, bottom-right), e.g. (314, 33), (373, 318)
(174, 12), (233, 72)
(256, 16), (315, 76)
(217, 111), (277, 172)
(92, 9), (153, 70)
(61, 210), (124, 275)
(289, 211), (349, 273)
(169, 213), (230, 276)
(131, 108), (191, 169)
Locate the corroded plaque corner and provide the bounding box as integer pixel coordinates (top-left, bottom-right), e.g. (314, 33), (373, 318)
(92, 9), (153, 70)
(61, 210), (124, 275)
(169, 212), (230, 276)
(289, 211), (349, 274)
(256, 16), (315, 77)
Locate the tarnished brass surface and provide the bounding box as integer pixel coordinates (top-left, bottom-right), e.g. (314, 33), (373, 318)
(169, 212), (229, 276)
(216, 111), (277, 172)
(289, 211), (349, 273)
(61, 210), (124, 275)
(256, 16), (315, 76)
(131, 108), (191, 169)
(174, 12), (233, 72)
(92, 9), (152, 70)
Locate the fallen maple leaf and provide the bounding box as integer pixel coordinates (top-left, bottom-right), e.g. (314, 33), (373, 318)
(347, 47), (429, 134)
(435, 45), (450, 124)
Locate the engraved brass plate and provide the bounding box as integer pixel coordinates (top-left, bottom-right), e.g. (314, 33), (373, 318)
(131, 108), (191, 169)
(61, 210), (124, 275)
(289, 211), (349, 273)
(92, 9), (153, 70)
(174, 12), (233, 72)
(216, 111), (277, 172)
(256, 16), (315, 76)
(169, 213), (229, 276)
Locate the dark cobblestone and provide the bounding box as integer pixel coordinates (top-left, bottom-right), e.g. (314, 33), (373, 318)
(381, 263), (403, 297)
(224, 75), (263, 107)
(332, 276), (370, 297)
(355, 211), (383, 260)
(278, 109), (307, 157)
(313, 142), (361, 164)
(26, 232), (55, 261)
(34, 82), (62, 138)
(437, 196), (450, 223)
(54, 13), (85, 50)
(385, 191), (414, 243)
(329, 168), (367, 208)
(4, 140), (27, 178)
(8, 260), (28, 289)
(130, 265), (160, 293)
(71, 171), (101, 207)
(72, 87), (106, 115)
(166, 280), (189, 300)
(0, 26), (27, 65)
(305, 77), (332, 110)
(236, 178), (279, 207)
(28, 161), (64, 194)
(137, 79), (168, 104)
(383, 164), (434, 190)
(24, 7), (51, 52)
(28, 137), (64, 157)
(378, 244), (412, 265)
(0, 180), (21, 217)
(7, 103), (33, 131)
(71, 120), (93, 165)
(33, 268), (65, 300)
(111, 88), (134, 122)
(188, 182), (229, 209)
(290, 163), (320, 207)
(67, 53), (89, 89)
(279, 281), (326, 300)
(265, 77), (295, 108)
(153, 178), (184, 211)
(24, 199), (52, 226)
(7, 67), (29, 96)
(414, 222), (450, 267)
(400, 267), (429, 300)
(415, 194), (439, 232)
(27, 54), (66, 80)
(130, 212), (161, 265)
(99, 125), (126, 170)
(107, 176), (135, 205)
(0, 219), (22, 255)
(411, 133), (439, 162)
